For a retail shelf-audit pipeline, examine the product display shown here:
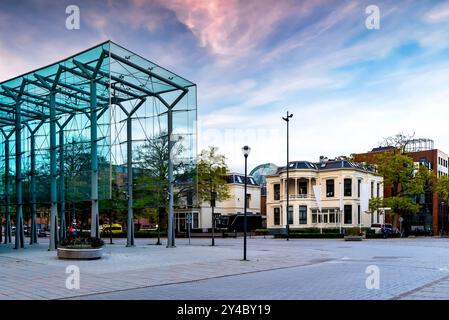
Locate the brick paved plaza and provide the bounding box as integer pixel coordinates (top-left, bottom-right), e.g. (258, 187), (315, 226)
(2, 237), (449, 299)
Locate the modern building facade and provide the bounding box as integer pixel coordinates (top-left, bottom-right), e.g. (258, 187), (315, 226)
(266, 159), (383, 232)
(355, 138), (448, 235)
(175, 173), (261, 232)
(0, 41), (197, 249)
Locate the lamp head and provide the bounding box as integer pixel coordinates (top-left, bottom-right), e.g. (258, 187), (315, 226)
(242, 145), (251, 157)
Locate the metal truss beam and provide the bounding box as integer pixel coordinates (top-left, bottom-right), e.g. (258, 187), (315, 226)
(106, 51), (186, 92)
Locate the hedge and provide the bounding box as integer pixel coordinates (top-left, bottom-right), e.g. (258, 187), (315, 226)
(100, 230), (167, 238)
(274, 233), (344, 239)
(365, 233), (401, 239)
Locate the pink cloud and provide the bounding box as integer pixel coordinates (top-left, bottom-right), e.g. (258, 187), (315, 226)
(155, 0), (323, 57)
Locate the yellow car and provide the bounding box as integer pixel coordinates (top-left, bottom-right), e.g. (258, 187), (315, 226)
(102, 224), (123, 234)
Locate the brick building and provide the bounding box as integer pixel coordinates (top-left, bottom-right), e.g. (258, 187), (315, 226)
(355, 138), (448, 235)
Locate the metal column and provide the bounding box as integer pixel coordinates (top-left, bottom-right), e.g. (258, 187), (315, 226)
(14, 101), (24, 249)
(117, 100), (145, 247)
(57, 115), (73, 241)
(126, 116), (134, 247)
(90, 80), (99, 238)
(49, 93), (59, 251)
(2, 130), (13, 244)
(167, 107), (175, 248)
(157, 91), (187, 249)
(28, 122), (43, 244)
(59, 128), (66, 240)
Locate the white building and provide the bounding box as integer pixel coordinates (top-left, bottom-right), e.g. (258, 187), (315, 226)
(175, 173), (261, 232)
(266, 159), (383, 232)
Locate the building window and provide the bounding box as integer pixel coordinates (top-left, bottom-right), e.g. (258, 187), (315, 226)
(344, 205), (352, 224)
(371, 181), (374, 198)
(329, 210), (335, 223)
(245, 193), (251, 208)
(358, 179), (361, 198)
(376, 183), (380, 198)
(287, 206), (293, 224)
(344, 178), (352, 197)
(298, 181), (307, 195)
(274, 208), (280, 225)
(299, 206), (307, 224)
(312, 214), (317, 223)
(357, 205), (361, 225)
(326, 179), (335, 197)
(274, 184), (280, 201)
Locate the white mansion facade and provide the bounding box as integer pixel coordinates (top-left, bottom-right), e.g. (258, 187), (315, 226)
(266, 159), (384, 232)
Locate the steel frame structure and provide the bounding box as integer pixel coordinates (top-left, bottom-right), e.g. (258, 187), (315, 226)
(0, 41), (197, 250)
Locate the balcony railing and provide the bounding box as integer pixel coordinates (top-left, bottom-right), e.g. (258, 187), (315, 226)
(280, 194), (315, 200)
(272, 194), (316, 201)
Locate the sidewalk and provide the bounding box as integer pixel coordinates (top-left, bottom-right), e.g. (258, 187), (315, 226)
(0, 238), (333, 300)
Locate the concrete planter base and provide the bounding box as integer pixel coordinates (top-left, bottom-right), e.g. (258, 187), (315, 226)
(344, 236), (363, 241)
(57, 247), (103, 260)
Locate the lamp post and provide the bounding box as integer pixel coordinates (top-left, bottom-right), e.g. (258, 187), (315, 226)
(242, 145), (251, 261)
(282, 111), (293, 241)
(211, 190), (217, 246)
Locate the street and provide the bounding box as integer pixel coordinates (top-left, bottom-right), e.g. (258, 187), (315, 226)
(1, 237), (449, 299)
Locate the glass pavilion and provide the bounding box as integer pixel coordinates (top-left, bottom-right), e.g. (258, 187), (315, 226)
(0, 41), (197, 250)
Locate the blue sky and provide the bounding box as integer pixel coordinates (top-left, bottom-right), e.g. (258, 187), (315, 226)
(1, 0), (449, 172)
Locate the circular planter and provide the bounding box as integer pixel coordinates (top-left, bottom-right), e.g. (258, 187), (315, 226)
(57, 247), (103, 260)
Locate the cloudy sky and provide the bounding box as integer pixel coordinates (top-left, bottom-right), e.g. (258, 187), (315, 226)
(1, 0), (449, 172)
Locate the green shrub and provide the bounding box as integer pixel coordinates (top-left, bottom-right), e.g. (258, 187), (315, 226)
(322, 228), (341, 234)
(275, 233), (344, 239)
(345, 227), (362, 236)
(59, 236), (104, 249)
(288, 228), (342, 234)
(100, 230), (167, 238)
(289, 228), (320, 234)
(365, 233), (400, 239)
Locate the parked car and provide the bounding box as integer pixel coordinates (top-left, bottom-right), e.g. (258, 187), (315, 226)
(102, 224), (123, 234)
(370, 223), (383, 234)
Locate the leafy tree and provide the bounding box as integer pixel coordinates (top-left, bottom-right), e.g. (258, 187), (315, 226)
(99, 179), (127, 226)
(435, 175), (449, 202)
(367, 135), (428, 228)
(197, 146), (230, 206)
(134, 133), (196, 230)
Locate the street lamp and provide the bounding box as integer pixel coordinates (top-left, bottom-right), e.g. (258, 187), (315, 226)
(282, 111), (293, 241)
(242, 145), (251, 261)
(211, 190), (217, 246)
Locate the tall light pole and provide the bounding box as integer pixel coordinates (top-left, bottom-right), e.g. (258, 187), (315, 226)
(242, 146), (251, 261)
(210, 161), (217, 246)
(211, 190), (217, 246)
(282, 111), (293, 241)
